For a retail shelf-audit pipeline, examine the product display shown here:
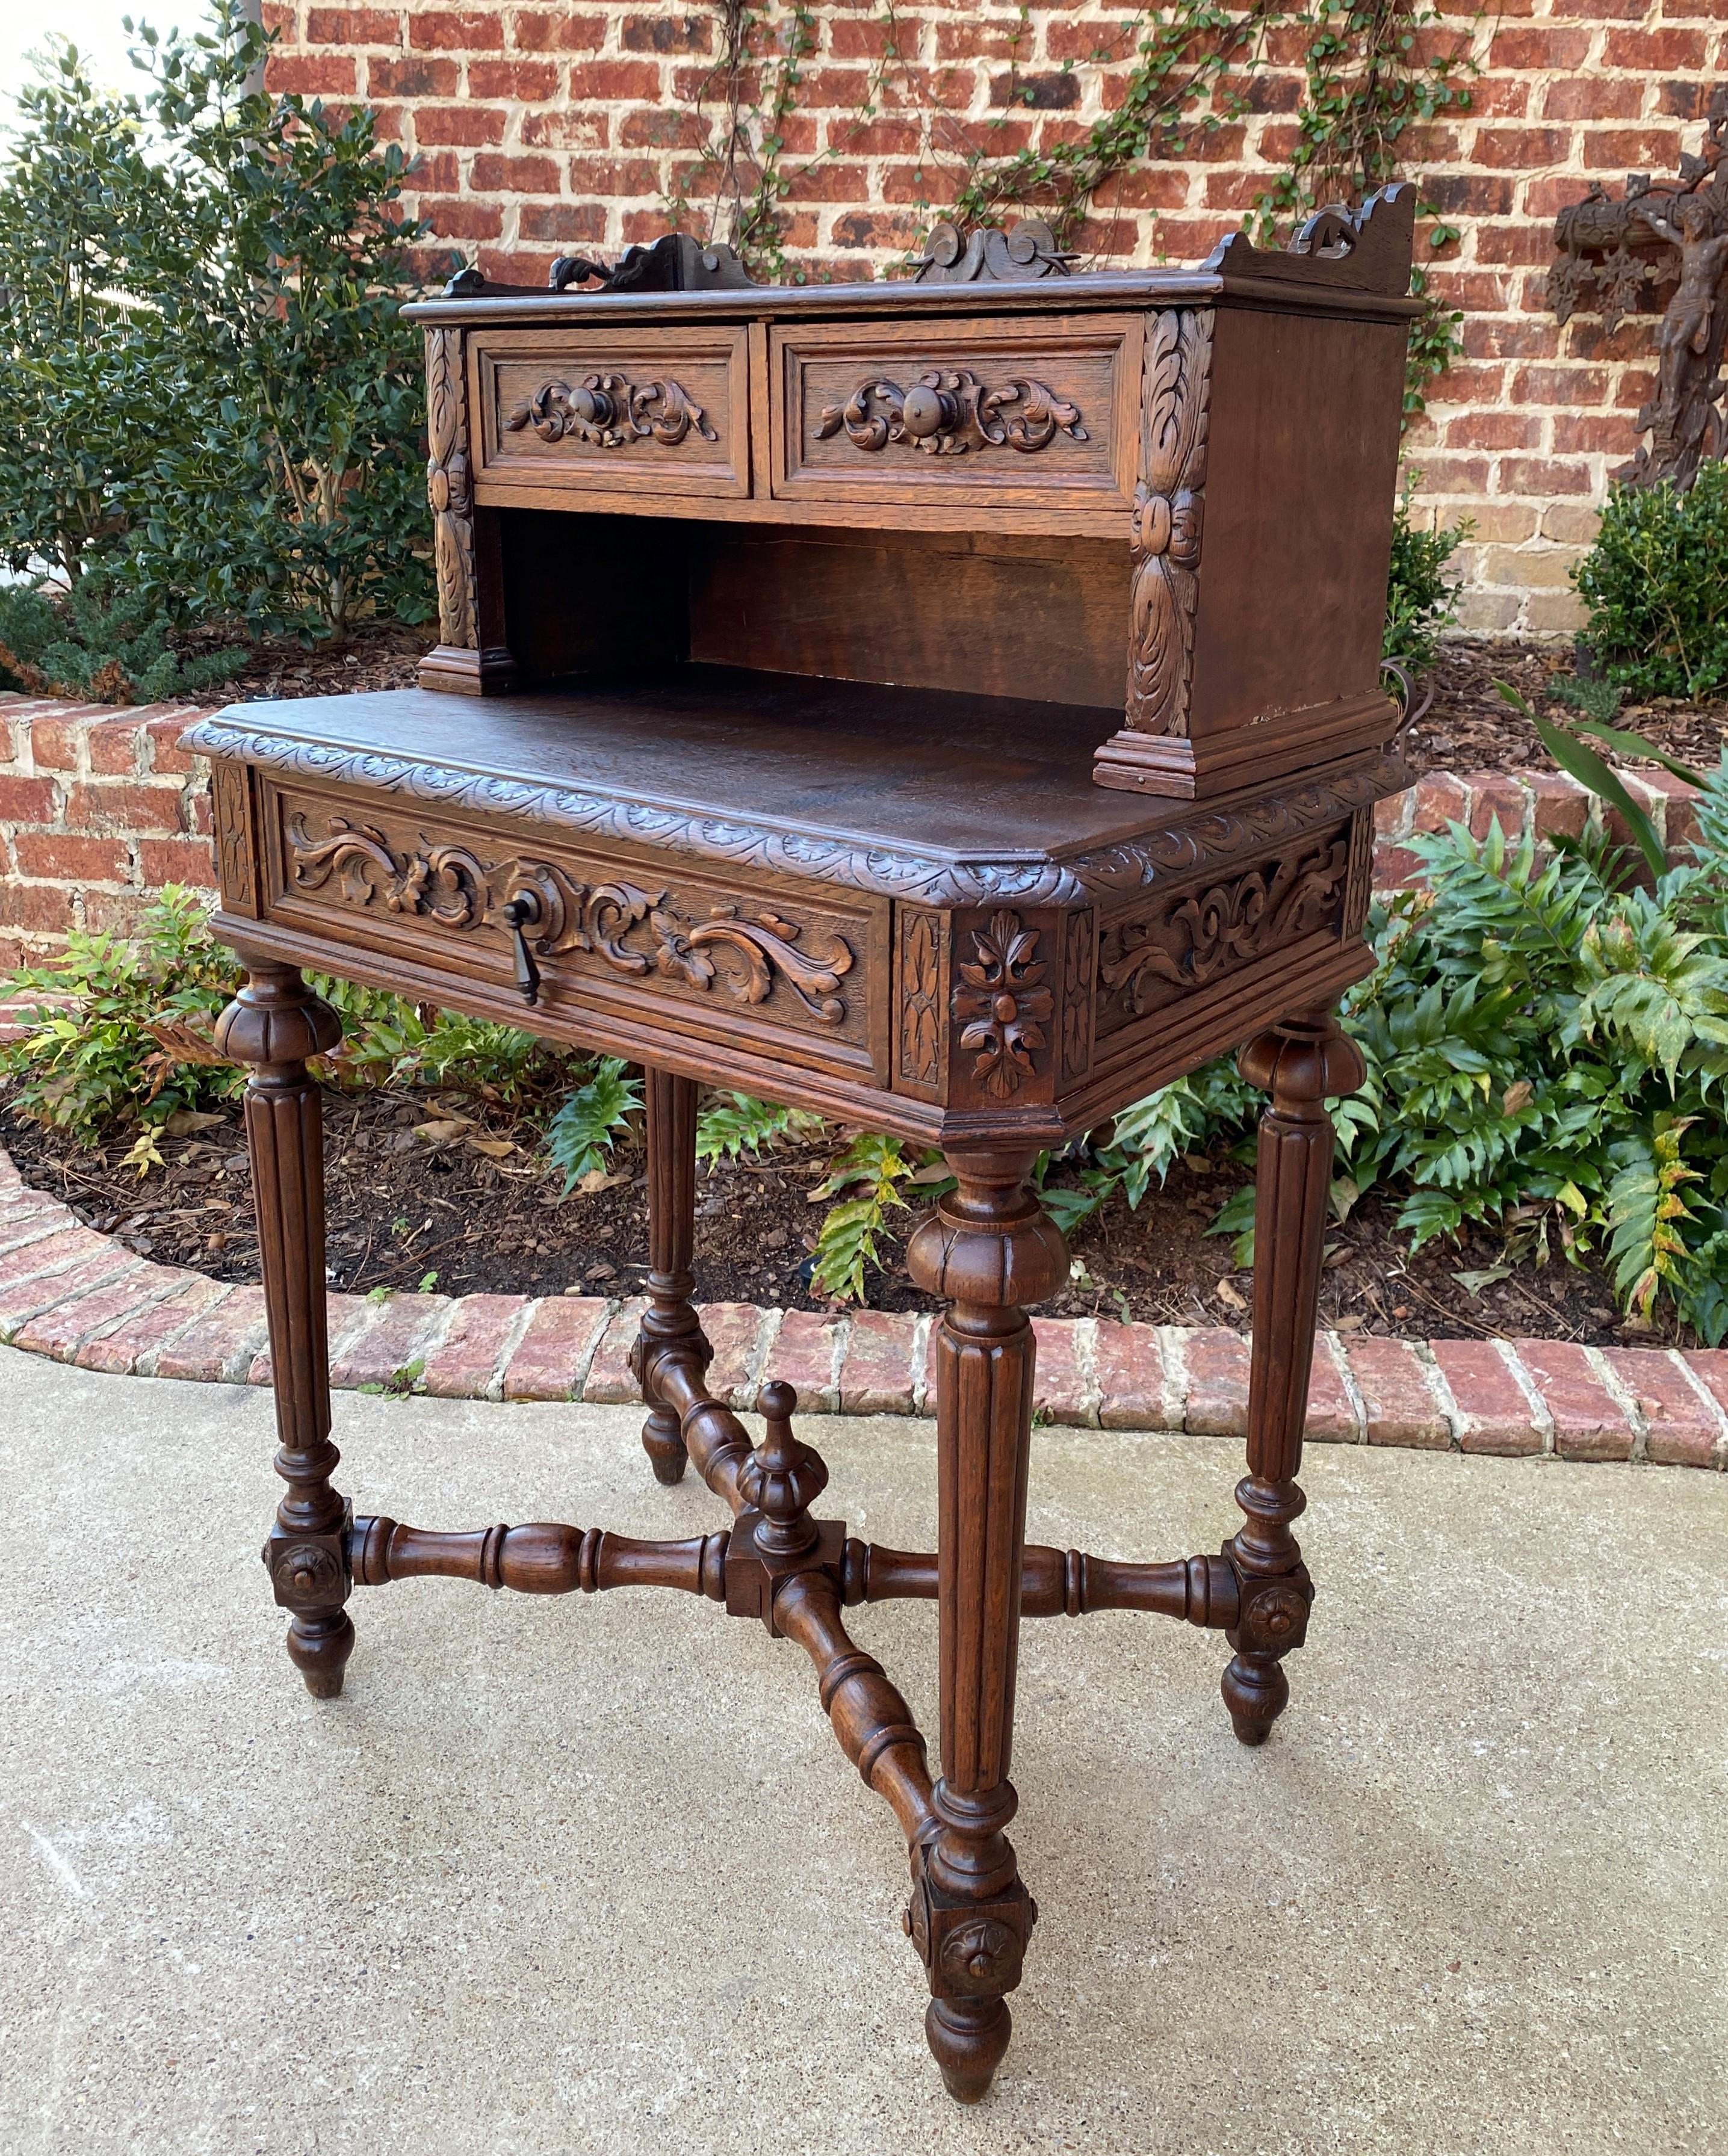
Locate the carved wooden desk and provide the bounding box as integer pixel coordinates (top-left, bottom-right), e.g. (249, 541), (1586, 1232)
(186, 191), (1419, 2104)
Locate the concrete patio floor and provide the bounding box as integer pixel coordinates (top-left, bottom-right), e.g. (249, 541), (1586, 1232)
(1, 1343), (1723, 2155)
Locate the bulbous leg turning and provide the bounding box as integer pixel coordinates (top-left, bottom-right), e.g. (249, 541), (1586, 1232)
(926, 1997), (1012, 2104)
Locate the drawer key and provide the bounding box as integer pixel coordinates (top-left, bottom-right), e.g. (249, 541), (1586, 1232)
(816, 367), (1086, 457)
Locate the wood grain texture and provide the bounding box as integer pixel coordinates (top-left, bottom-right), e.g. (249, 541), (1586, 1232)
(634, 1067), (708, 1484)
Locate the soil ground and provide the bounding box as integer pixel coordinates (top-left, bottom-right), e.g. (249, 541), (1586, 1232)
(2, 1083), (1689, 1350)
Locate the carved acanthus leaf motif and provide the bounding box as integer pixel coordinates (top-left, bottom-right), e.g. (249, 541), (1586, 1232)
(1099, 836), (1349, 1018)
(899, 907), (943, 1086)
(953, 909), (1053, 1098)
(1126, 309), (1210, 739)
(816, 368), (1086, 456)
(505, 372), (716, 448)
(283, 815), (853, 1024)
(426, 327), (477, 649)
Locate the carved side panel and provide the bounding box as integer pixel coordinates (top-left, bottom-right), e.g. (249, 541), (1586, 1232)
(1125, 309), (1211, 739)
(894, 903), (949, 1101)
(426, 327), (477, 650)
(948, 907), (1058, 1107)
(1060, 907), (1096, 1086)
(1344, 808), (1375, 937)
(209, 757), (261, 918)
(1096, 826), (1352, 1039)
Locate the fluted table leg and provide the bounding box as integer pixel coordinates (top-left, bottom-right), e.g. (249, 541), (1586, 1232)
(905, 1144), (1067, 2103)
(1223, 1004), (1366, 1745)
(216, 957), (351, 1699)
(632, 1067), (710, 1484)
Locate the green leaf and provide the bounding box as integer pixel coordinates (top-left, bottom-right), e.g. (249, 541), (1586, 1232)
(1527, 709), (1668, 880)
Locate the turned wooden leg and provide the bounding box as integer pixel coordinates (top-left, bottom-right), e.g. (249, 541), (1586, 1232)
(215, 957), (353, 1698)
(906, 1145), (1067, 2103)
(631, 1066), (710, 1485)
(1223, 1005), (1366, 1746)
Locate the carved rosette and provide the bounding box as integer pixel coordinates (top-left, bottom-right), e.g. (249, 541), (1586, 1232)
(506, 373), (716, 448)
(951, 910), (1053, 1099)
(426, 327), (477, 651)
(1126, 309), (1210, 738)
(816, 369), (1086, 456)
(283, 812), (855, 1027)
(1098, 832), (1350, 1025)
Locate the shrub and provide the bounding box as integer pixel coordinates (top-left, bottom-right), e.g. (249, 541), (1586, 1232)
(0, 48), (184, 586)
(0, 573), (243, 703)
(0, 888), (243, 1151)
(1572, 463), (1728, 702)
(126, 4), (436, 640)
(1382, 475), (1469, 674)
(0, 10), (435, 643)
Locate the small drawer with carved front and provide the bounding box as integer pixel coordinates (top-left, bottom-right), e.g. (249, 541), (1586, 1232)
(769, 314), (1142, 519)
(255, 781), (889, 1087)
(470, 325), (751, 503)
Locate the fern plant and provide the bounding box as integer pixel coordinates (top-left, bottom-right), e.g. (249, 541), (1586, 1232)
(808, 1132), (920, 1303)
(545, 1058), (640, 1191)
(695, 1090), (820, 1165)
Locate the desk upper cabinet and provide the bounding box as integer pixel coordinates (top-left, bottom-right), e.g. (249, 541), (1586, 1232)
(407, 191), (1420, 803)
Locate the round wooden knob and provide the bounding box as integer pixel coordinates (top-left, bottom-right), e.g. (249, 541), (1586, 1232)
(901, 383), (954, 439)
(571, 380), (618, 428)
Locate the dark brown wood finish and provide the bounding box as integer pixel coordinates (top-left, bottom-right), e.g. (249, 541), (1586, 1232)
(633, 1067), (708, 1484)
(195, 197), (1418, 2106)
(215, 959), (353, 1696)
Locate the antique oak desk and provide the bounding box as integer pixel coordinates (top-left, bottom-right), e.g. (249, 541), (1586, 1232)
(187, 188), (1419, 2103)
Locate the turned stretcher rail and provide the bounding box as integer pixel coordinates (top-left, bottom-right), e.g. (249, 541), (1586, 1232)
(349, 1517), (1240, 1629)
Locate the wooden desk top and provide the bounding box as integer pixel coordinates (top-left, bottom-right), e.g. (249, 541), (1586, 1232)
(188, 673), (1405, 911)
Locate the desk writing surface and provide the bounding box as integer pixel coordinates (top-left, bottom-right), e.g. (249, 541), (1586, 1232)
(212, 669), (1191, 866)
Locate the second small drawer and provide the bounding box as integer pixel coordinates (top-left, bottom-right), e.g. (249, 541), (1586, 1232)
(770, 313), (1142, 516)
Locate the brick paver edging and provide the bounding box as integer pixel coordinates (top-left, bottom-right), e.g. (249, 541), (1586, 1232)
(2, 1141), (1721, 1469)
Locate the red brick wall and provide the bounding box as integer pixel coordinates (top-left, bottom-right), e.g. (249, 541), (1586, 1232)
(0, 699), (217, 971)
(267, 0), (1727, 637)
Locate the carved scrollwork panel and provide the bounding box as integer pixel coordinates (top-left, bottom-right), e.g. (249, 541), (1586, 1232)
(504, 372), (717, 448)
(277, 803), (861, 1036)
(1097, 829), (1351, 1034)
(1125, 309), (1211, 740)
(816, 368), (1086, 457)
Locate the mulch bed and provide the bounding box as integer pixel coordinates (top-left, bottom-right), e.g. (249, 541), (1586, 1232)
(1402, 641), (1727, 780)
(178, 626), (1728, 783)
(2, 1084), (1691, 1351)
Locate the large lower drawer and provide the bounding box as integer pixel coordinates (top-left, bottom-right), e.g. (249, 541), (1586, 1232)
(471, 324), (751, 502)
(770, 313), (1142, 516)
(252, 776), (889, 1085)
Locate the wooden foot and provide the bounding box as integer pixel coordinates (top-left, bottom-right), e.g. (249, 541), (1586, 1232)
(216, 958), (353, 1699)
(1224, 1006), (1365, 1745)
(905, 1144), (1067, 2102)
(926, 1997), (1012, 2104)
(633, 1067), (710, 1485)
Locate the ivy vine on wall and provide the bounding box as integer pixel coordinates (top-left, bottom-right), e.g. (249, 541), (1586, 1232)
(674, 0), (1477, 419)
